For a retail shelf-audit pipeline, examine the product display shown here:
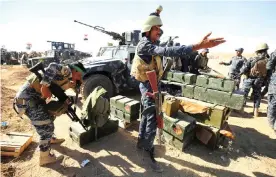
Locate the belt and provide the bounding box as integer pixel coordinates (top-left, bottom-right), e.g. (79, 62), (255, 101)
(32, 119), (52, 126)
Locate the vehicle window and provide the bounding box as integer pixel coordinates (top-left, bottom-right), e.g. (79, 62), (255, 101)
(129, 53), (135, 64)
(101, 48), (114, 57)
(114, 49), (127, 59)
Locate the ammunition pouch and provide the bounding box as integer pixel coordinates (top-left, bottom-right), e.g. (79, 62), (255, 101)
(45, 101), (68, 116)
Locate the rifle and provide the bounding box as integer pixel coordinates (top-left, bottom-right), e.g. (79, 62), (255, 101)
(145, 58), (173, 145)
(29, 62), (88, 131)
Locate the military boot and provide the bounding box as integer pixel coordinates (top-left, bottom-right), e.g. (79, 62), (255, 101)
(136, 137), (144, 150)
(147, 147), (163, 173)
(50, 137), (65, 144)
(39, 149), (64, 166)
(254, 108), (259, 118)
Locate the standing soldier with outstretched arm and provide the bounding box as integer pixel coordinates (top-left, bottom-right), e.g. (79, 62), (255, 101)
(130, 6), (225, 172)
(266, 49), (276, 134)
(219, 48), (247, 90)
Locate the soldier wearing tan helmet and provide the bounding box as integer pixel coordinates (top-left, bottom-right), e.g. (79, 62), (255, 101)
(240, 43), (269, 117)
(131, 5), (225, 172)
(266, 47), (276, 134)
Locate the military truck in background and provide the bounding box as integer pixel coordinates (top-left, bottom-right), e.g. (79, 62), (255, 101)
(27, 41), (92, 68)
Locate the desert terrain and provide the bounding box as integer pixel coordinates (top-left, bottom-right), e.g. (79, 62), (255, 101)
(1, 53), (276, 177)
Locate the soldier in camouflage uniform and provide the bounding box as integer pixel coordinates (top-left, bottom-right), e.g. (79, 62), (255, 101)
(14, 62), (86, 166)
(130, 6), (225, 172)
(266, 49), (276, 134)
(190, 48), (209, 74)
(219, 48), (247, 89)
(240, 43), (269, 117)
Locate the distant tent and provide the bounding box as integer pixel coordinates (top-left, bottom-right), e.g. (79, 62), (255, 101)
(26, 43), (32, 50)
(84, 34), (88, 41)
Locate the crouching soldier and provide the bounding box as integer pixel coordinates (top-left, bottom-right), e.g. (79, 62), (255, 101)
(240, 43), (269, 117)
(130, 7), (225, 172)
(14, 61), (86, 166)
(219, 48), (247, 90)
(266, 49), (276, 134)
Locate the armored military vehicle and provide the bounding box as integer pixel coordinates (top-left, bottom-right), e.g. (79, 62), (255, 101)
(74, 20), (186, 98)
(27, 41), (92, 68)
(74, 20), (141, 98)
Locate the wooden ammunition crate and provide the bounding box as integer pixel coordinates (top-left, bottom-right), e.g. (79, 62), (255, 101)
(1, 132), (33, 157)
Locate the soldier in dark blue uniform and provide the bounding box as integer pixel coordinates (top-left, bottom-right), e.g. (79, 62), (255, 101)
(240, 43), (269, 117)
(130, 6), (225, 172)
(14, 62), (86, 166)
(219, 48), (247, 89)
(266, 49), (276, 134)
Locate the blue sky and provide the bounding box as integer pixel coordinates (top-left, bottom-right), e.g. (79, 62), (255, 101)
(0, 0), (275, 54)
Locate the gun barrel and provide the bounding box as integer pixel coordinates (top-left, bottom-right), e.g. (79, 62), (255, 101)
(74, 20), (125, 43)
(67, 107), (88, 131)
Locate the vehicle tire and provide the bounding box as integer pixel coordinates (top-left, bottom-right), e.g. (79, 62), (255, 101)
(82, 74), (114, 99)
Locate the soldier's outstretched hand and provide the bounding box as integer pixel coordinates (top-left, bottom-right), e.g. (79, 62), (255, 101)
(193, 32), (226, 51)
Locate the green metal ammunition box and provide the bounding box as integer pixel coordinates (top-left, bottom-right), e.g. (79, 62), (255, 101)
(222, 79), (235, 92)
(69, 120), (119, 147)
(181, 84), (195, 98)
(110, 95), (140, 115)
(191, 105), (231, 129)
(184, 73), (197, 85)
(165, 71), (173, 81)
(163, 111), (196, 141)
(196, 123), (225, 150)
(171, 72), (185, 83)
(163, 130), (195, 151)
(206, 89), (231, 106)
(228, 93), (245, 110)
(194, 86), (208, 102)
(110, 106), (138, 123)
(196, 75), (209, 87)
(207, 78), (224, 90)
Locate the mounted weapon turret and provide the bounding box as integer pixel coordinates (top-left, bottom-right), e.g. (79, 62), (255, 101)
(74, 20), (141, 46)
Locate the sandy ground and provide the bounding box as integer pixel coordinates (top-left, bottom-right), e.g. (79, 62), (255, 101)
(1, 59), (276, 177)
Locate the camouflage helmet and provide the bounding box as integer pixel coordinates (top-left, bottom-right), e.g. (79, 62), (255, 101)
(157, 5), (163, 12)
(142, 14), (163, 33)
(255, 43), (269, 52)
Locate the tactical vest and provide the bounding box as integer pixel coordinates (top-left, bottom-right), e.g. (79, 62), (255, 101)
(250, 56), (267, 78)
(130, 51), (164, 82)
(26, 72), (72, 95)
(197, 54), (208, 69)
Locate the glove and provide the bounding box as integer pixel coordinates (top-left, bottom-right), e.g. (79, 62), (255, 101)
(193, 32), (226, 51)
(41, 85), (52, 99)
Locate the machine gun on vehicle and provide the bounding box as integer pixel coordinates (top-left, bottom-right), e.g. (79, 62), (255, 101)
(29, 62), (88, 131)
(74, 20), (141, 46)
